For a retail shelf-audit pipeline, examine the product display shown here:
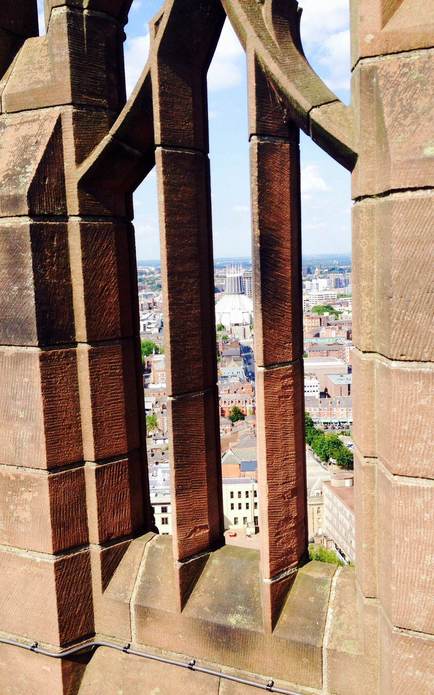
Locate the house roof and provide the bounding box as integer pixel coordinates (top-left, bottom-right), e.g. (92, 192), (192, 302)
(240, 460), (257, 472)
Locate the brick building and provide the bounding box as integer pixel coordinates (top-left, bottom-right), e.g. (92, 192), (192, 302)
(0, 1), (432, 694)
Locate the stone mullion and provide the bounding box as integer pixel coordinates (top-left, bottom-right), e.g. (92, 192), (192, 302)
(150, 2), (225, 609)
(153, 142), (224, 610)
(248, 53), (307, 631)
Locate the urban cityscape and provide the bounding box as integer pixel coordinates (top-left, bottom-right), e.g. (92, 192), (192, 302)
(140, 254), (355, 564)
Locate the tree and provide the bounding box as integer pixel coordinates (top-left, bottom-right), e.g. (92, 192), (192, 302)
(216, 323), (225, 332)
(311, 304), (341, 319)
(228, 406), (245, 423)
(326, 434), (344, 460)
(335, 446), (354, 470)
(146, 414), (158, 433)
(141, 340), (161, 360)
(312, 433), (331, 462)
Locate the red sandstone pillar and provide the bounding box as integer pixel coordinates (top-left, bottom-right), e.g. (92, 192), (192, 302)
(248, 54), (307, 631)
(0, 2), (152, 691)
(150, 0), (226, 608)
(351, 1), (434, 691)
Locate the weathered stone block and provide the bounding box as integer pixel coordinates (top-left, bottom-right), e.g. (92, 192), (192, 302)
(85, 453), (145, 544)
(156, 147), (217, 396)
(353, 350), (434, 477)
(78, 646), (219, 694)
(256, 362), (306, 579)
(167, 388), (223, 561)
(0, 548), (93, 645)
(248, 53), (294, 138)
(90, 535), (151, 640)
(0, 347), (82, 469)
(0, 466), (88, 553)
(376, 358), (433, 478)
(377, 464), (434, 634)
(351, 0), (434, 66)
(379, 611), (434, 695)
(326, 567), (378, 695)
(66, 7), (126, 110)
(45, 0), (133, 23)
(353, 192), (434, 361)
(0, 111), (65, 215)
(353, 50), (434, 198)
(352, 349), (376, 457)
(2, 30), (70, 113)
(251, 137), (303, 367)
(0, 646), (86, 695)
(354, 451), (378, 599)
(0, 221), (74, 346)
(77, 341), (140, 462)
(151, 0), (225, 151)
(133, 538), (332, 689)
(62, 107), (117, 216)
(3, 7), (125, 114)
(68, 221), (135, 342)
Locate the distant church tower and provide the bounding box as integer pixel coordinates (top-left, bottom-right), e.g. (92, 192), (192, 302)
(225, 265), (244, 294)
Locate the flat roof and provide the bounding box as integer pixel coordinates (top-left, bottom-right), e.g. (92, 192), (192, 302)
(327, 374), (352, 384)
(223, 478), (257, 485)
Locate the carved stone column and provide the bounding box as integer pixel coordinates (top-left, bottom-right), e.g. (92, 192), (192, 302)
(351, 1), (434, 692)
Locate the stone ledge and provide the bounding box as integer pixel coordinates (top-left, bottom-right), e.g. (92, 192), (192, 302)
(92, 534), (377, 693)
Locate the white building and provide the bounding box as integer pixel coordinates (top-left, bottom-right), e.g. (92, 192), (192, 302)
(149, 461), (172, 535)
(215, 266), (254, 340)
(323, 475), (355, 563)
(222, 478), (259, 531)
(215, 293), (253, 340)
(304, 373), (320, 398)
(303, 290), (339, 312)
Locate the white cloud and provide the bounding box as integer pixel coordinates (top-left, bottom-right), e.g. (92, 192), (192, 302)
(233, 204), (250, 214)
(208, 20), (244, 92)
(299, 0), (349, 45)
(301, 164), (330, 200)
(299, 0), (350, 95)
(124, 33), (150, 96)
(318, 30), (350, 91)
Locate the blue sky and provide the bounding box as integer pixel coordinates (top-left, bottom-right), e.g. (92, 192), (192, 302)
(37, 0), (351, 260)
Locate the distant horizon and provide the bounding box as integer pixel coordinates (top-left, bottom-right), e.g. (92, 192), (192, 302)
(138, 252), (352, 265)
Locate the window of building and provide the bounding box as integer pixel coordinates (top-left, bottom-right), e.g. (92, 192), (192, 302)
(161, 517), (168, 525)
(254, 502), (258, 509)
(230, 503), (234, 510)
(234, 517), (238, 525)
(230, 491), (234, 499)
(238, 491), (241, 498)
(161, 506), (167, 513)
(245, 491), (249, 498)
(254, 516), (258, 526)
(254, 490), (257, 498)
(238, 503), (242, 510)
(243, 517), (247, 525)
(246, 503), (249, 509)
